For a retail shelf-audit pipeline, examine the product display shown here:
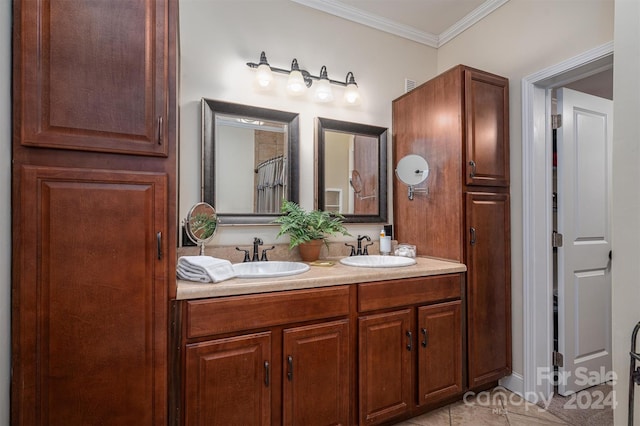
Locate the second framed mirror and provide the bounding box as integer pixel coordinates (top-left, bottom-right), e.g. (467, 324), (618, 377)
(316, 117), (388, 223)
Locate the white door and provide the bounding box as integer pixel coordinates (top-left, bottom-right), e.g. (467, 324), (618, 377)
(556, 88), (613, 395)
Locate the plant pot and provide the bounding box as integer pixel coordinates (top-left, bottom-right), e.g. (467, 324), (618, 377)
(298, 239), (324, 262)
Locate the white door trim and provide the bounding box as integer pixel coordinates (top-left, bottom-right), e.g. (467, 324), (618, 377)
(519, 41), (613, 402)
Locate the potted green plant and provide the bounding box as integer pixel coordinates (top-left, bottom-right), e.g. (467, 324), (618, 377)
(274, 200), (350, 261)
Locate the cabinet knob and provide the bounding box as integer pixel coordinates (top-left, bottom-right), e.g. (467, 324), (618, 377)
(470, 227), (477, 246)
(264, 361), (270, 387)
(406, 331), (413, 351)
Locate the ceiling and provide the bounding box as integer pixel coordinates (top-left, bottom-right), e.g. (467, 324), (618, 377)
(291, 0), (509, 48)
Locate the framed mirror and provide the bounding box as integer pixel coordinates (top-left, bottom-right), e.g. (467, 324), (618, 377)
(316, 117), (388, 223)
(202, 99), (299, 224)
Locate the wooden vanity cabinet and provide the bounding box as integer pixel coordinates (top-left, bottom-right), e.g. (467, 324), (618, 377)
(393, 64), (511, 390)
(357, 274), (464, 425)
(178, 286), (351, 426)
(12, 0), (178, 424)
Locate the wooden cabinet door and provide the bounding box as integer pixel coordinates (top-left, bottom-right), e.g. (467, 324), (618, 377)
(282, 320), (350, 426)
(417, 301), (463, 405)
(15, 0), (171, 156)
(466, 192), (512, 388)
(464, 69), (509, 187)
(185, 332), (272, 426)
(13, 166), (168, 426)
(358, 309), (412, 425)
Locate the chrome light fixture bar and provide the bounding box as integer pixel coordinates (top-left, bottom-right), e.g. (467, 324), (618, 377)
(247, 51), (360, 104)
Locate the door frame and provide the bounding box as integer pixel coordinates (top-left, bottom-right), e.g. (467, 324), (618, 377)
(518, 41), (613, 402)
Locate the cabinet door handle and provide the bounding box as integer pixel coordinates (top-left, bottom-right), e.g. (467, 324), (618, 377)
(421, 328), (428, 348)
(406, 331), (412, 351)
(156, 232), (162, 260)
(287, 355), (293, 381)
(157, 116), (163, 145)
(469, 160), (476, 178)
(470, 227), (477, 246)
(264, 361), (270, 387)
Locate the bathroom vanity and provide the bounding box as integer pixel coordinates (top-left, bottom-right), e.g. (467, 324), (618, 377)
(172, 257), (466, 426)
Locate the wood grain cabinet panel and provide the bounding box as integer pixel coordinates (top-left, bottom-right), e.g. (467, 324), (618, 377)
(15, 0), (171, 156)
(466, 192), (512, 387)
(358, 309), (413, 425)
(417, 301), (463, 405)
(179, 290), (352, 426)
(393, 65), (511, 391)
(12, 0), (177, 424)
(185, 332), (272, 426)
(464, 69), (510, 187)
(14, 166), (168, 426)
(283, 320), (350, 426)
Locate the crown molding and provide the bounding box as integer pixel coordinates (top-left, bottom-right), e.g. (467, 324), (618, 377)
(291, 0), (439, 47)
(290, 0), (509, 48)
(438, 0), (509, 46)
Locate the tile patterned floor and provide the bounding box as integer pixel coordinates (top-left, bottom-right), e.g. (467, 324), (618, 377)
(391, 385), (614, 425)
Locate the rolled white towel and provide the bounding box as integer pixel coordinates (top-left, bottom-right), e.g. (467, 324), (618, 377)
(177, 256), (236, 283)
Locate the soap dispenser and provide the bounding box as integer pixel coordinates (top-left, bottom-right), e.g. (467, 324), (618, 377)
(380, 228), (391, 255)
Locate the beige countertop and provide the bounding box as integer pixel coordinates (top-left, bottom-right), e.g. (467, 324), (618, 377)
(176, 256), (467, 300)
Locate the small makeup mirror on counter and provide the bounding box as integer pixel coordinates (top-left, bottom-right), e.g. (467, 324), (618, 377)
(395, 154), (430, 200)
(316, 117), (388, 223)
(184, 202), (218, 255)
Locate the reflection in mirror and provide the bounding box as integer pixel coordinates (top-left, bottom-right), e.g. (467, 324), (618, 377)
(202, 99), (299, 224)
(185, 202), (218, 255)
(316, 117), (388, 223)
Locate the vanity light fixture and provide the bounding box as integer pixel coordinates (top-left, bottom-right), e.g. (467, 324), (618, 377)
(247, 51), (360, 104)
(254, 52), (274, 89)
(286, 59), (307, 96)
(314, 66), (334, 103)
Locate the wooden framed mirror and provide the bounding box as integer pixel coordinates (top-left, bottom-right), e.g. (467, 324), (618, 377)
(316, 117), (388, 223)
(202, 99), (300, 224)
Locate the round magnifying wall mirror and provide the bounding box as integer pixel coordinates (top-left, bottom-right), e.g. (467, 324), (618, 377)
(395, 154), (430, 200)
(395, 154), (429, 186)
(185, 202), (218, 255)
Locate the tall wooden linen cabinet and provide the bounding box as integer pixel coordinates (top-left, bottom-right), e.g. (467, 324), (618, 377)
(11, 1), (178, 424)
(392, 65), (512, 389)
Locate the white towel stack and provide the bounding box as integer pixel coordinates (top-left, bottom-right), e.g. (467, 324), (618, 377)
(177, 256), (236, 283)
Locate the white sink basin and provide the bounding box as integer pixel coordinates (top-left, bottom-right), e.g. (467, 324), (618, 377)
(232, 261), (310, 278)
(340, 255), (416, 268)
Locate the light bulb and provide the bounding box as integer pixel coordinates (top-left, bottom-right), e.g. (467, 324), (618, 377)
(314, 79), (334, 102)
(255, 63), (273, 89)
(344, 82), (360, 104)
(287, 70), (307, 96)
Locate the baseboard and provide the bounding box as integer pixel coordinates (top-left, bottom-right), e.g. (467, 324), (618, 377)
(499, 372), (526, 399)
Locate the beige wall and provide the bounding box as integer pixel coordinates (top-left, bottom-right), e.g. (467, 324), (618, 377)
(612, 0), (640, 424)
(179, 0), (437, 247)
(1, 0), (629, 423)
(0, 0), (11, 422)
(0, 0), (11, 424)
(436, 0), (614, 379)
